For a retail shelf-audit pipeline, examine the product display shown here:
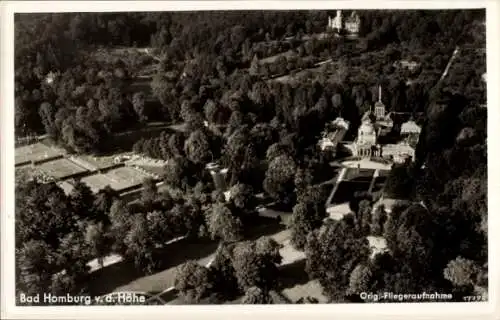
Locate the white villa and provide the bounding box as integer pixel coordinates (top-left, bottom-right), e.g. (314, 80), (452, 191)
(327, 10), (361, 36)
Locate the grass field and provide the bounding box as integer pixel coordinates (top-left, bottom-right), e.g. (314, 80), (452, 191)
(15, 142), (65, 165)
(37, 158), (88, 179)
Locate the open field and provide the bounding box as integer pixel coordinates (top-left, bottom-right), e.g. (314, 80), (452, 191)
(15, 142), (65, 166)
(37, 158), (88, 180)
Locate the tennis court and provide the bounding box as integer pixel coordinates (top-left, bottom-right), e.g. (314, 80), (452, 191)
(37, 158), (88, 180)
(105, 167), (151, 191)
(15, 142), (65, 166)
(81, 174), (115, 193)
(82, 166), (151, 193)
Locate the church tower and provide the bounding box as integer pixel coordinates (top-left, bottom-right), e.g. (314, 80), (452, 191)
(328, 10), (343, 32)
(374, 85), (386, 119)
(334, 10), (343, 30)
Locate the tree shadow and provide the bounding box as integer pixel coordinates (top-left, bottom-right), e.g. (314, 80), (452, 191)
(245, 220), (287, 241)
(87, 237), (219, 296)
(277, 258), (310, 291)
(87, 218), (288, 297)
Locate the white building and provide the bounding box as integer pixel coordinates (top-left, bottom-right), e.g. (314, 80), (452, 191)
(401, 120), (421, 135)
(327, 10), (343, 32)
(381, 143), (415, 163)
(345, 11), (361, 35)
(327, 10), (360, 36)
(371, 197), (410, 215)
(354, 119), (378, 158)
(319, 117), (350, 151)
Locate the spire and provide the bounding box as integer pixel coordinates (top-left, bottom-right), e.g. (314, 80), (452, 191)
(378, 85), (382, 102)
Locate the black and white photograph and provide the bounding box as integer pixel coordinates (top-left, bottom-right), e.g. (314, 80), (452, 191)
(1, 0), (498, 319)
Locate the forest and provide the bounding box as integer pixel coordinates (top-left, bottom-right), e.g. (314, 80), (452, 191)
(15, 9), (487, 304)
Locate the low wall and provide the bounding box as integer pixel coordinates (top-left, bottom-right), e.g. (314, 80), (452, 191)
(32, 154), (65, 166)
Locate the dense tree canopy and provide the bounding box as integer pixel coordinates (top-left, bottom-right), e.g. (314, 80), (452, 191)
(15, 9), (486, 305)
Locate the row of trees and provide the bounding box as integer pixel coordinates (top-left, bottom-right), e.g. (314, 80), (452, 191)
(16, 179), (118, 298)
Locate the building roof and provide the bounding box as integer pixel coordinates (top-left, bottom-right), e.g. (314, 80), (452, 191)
(372, 197), (410, 214)
(401, 120), (421, 134)
(359, 122), (376, 135)
(374, 101), (385, 110)
(326, 202), (352, 221)
(361, 110), (373, 123)
(332, 117), (350, 130)
(382, 143), (415, 156)
(366, 235), (388, 259)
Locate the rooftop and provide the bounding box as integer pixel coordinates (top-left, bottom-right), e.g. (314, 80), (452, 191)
(371, 197), (410, 214)
(401, 120), (421, 134)
(381, 143), (414, 156)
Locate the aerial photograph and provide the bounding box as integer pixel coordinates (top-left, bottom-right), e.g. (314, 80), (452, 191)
(13, 9), (487, 305)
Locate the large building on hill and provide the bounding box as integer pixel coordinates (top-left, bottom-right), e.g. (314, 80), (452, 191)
(327, 10), (361, 37)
